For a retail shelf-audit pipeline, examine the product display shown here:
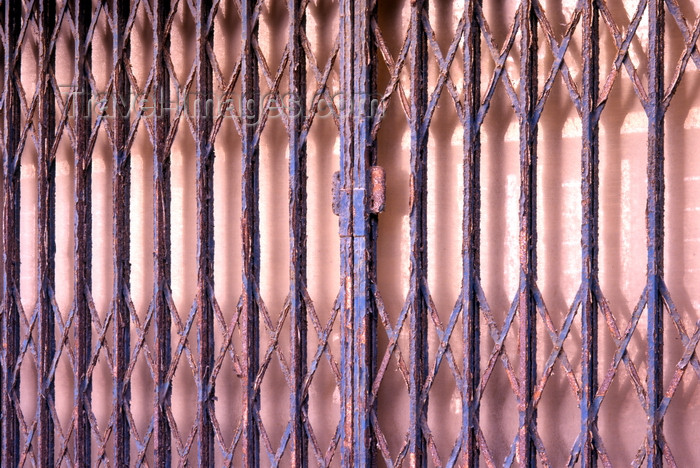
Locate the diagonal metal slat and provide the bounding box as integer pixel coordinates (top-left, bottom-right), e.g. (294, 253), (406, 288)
(0, 1), (699, 466)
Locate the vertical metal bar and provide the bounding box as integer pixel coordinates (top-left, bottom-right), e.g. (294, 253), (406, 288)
(153, 0), (172, 464)
(195, 0), (215, 463)
(408, 0), (428, 465)
(37, 0), (57, 464)
(339, 0), (376, 464)
(74, 0), (93, 463)
(517, 0), (538, 465)
(1, 1), (21, 465)
(288, 0), (307, 465)
(0, 10), (3, 465)
(646, 0), (664, 465)
(580, 1), (599, 466)
(462, 0), (481, 465)
(338, 0), (355, 463)
(111, 0), (131, 464)
(352, 0), (376, 465)
(241, 0), (260, 464)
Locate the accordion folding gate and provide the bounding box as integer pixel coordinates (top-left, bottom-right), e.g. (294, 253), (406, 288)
(1, 0), (699, 466)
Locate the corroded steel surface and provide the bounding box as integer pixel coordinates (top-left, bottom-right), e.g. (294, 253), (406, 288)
(0, 0), (698, 466)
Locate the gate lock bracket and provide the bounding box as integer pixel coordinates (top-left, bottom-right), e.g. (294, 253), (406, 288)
(332, 166), (386, 215)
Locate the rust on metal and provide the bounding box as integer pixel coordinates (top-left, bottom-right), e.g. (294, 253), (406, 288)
(2, 1), (22, 465)
(408, 0), (428, 465)
(241, 0), (261, 464)
(289, 0), (308, 465)
(369, 166), (385, 214)
(461, 0), (481, 465)
(195, 0), (216, 463)
(516, 1), (538, 465)
(0, 0), (697, 465)
(73, 0), (93, 463)
(110, 0), (131, 465)
(153, 0), (173, 464)
(332, 170), (341, 216)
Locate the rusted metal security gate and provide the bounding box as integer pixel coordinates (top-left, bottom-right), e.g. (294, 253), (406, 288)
(1, 0), (700, 466)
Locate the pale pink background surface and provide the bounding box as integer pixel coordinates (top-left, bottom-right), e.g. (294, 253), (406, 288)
(7, 0), (700, 465)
